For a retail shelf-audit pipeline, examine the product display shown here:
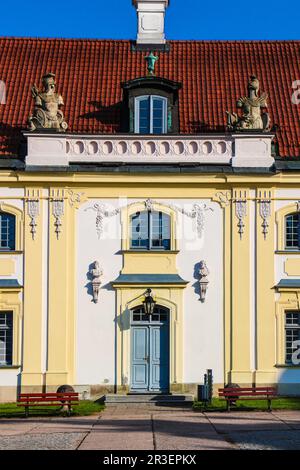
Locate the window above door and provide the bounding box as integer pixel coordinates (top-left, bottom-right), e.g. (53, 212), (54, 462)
(130, 210), (171, 251)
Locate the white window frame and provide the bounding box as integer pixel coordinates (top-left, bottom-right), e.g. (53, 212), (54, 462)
(0, 211), (16, 251)
(0, 311), (13, 366)
(285, 213), (300, 251)
(130, 210), (171, 251)
(134, 95), (168, 134)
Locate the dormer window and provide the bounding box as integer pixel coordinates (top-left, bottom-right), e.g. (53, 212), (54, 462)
(121, 77), (182, 134)
(135, 96), (167, 134)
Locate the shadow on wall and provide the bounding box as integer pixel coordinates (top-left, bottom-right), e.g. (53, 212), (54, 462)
(192, 262), (201, 299)
(115, 307), (131, 333)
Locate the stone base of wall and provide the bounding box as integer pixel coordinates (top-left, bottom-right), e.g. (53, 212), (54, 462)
(0, 386), (18, 403)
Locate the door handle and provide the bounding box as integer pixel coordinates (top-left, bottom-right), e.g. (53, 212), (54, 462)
(143, 356), (149, 363)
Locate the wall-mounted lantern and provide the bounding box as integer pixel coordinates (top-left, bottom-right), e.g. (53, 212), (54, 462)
(199, 260), (209, 303)
(142, 288), (156, 316)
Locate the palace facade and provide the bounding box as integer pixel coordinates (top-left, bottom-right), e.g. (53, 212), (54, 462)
(0, 1), (300, 401)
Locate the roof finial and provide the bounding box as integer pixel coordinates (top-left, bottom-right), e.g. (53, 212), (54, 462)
(145, 52), (159, 76)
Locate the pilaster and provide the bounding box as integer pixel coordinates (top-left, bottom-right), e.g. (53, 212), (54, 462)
(255, 188), (277, 383)
(22, 189), (44, 387)
(230, 188), (253, 384)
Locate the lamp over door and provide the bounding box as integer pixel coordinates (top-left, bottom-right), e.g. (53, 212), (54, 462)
(142, 288), (156, 315)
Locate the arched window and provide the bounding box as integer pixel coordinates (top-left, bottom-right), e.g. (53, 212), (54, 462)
(285, 213), (300, 250)
(0, 212), (16, 251)
(135, 95), (167, 134)
(130, 210), (171, 250)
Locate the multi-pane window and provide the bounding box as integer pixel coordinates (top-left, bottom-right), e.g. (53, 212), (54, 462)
(132, 306), (169, 323)
(130, 210), (171, 250)
(135, 95), (167, 134)
(0, 212), (15, 251)
(285, 213), (300, 250)
(0, 312), (13, 366)
(285, 311), (300, 364)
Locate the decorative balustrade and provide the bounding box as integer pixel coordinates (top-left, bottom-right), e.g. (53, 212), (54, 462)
(25, 132), (274, 168)
(66, 136), (232, 162)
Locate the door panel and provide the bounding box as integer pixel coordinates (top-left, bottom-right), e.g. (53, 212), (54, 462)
(149, 325), (169, 392)
(131, 327), (148, 390)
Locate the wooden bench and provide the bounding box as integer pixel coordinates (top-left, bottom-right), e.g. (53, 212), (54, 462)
(17, 392), (79, 417)
(218, 386), (277, 411)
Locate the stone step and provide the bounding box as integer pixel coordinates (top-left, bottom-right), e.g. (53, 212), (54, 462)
(104, 394), (194, 405)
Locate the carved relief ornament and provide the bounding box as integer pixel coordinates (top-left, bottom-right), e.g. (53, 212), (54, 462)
(86, 199), (213, 239)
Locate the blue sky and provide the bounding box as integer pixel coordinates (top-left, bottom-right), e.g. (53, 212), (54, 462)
(0, 0), (298, 40)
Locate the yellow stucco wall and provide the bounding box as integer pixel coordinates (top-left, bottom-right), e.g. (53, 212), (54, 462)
(1, 169), (300, 394)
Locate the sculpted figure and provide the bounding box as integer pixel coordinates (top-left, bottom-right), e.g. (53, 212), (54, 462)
(90, 261), (103, 283)
(145, 52), (158, 76)
(226, 76), (270, 131)
(198, 260), (209, 303)
(89, 261), (103, 303)
(199, 260), (209, 279)
(28, 73), (68, 132)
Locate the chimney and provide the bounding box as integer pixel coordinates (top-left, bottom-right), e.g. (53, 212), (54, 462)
(132, 0), (169, 45)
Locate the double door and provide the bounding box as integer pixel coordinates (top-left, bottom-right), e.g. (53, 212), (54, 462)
(131, 307), (169, 393)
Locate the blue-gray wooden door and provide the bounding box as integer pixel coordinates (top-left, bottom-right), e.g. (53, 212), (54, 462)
(131, 307), (169, 393)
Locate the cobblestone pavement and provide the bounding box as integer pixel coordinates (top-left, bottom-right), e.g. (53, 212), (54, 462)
(0, 407), (300, 450)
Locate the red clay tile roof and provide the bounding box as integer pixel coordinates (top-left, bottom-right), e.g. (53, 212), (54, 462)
(0, 38), (299, 157)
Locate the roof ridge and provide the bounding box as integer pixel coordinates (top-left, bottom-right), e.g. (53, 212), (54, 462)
(0, 36), (299, 43)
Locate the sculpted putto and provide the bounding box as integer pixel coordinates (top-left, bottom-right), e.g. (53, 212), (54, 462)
(198, 260), (209, 303)
(89, 261), (103, 303)
(226, 76), (270, 131)
(28, 73), (68, 132)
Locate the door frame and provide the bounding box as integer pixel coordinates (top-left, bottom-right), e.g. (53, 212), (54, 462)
(115, 288), (184, 393)
(130, 305), (170, 393)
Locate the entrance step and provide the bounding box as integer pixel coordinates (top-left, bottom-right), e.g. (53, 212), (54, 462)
(104, 394), (194, 406)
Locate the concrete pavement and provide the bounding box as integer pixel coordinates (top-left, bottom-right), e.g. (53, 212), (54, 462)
(0, 406), (300, 450)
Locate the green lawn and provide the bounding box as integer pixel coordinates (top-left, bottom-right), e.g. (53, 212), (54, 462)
(193, 397), (300, 411)
(0, 400), (105, 418)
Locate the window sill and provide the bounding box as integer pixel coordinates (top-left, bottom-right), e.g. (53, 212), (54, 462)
(275, 364), (300, 369)
(123, 250), (180, 254)
(0, 251), (23, 255)
(0, 365), (21, 369)
(275, 251), (300, 255)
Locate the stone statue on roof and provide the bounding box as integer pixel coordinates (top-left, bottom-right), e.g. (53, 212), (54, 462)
(28, 73), (68, 132)
(226, 75), (270, 131)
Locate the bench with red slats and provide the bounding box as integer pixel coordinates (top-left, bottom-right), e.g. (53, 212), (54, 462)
(17, 392), (79, 417)
(218, 386), (277, 411)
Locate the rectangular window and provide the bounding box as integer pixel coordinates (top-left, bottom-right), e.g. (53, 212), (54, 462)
(0, 312), (13, 366)
(0, 213), (16, 251)
(285, 311), (300, 364)
(130, 211), (171, 251)
(285, 213), (300, 250)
